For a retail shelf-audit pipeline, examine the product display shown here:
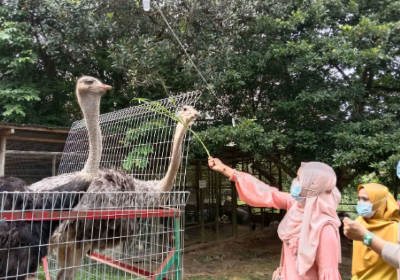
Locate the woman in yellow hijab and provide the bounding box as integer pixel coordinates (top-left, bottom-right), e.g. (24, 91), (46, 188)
(351, 183), (400, 280)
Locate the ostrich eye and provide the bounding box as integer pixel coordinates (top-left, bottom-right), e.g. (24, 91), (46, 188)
(85, 79), (94, 84)
(183, 107), (187, 111)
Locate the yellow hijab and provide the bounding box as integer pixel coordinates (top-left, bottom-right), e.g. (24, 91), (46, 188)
(352, 183), (400, 276)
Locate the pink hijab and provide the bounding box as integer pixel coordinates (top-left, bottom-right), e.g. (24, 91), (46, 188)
(277, 162), (341, 275)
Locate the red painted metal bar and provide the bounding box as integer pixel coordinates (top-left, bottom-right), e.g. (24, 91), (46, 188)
(86, 252), (169, 280)
(42, 257), (51, 280)
(0, 209), (181, 222)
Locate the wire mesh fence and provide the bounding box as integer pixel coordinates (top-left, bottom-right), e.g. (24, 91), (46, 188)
(0, 191), (188, 280)
(0, 92), (200, 279)
(4, 153), (62, 185)
(58, 92), (201, 189)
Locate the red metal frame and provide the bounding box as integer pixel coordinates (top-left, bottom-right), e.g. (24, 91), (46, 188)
(42, 257), (51, 280)
(86, 252), (171, 280)
(0, 208), (181, 222)
(3, 209), (181, 280)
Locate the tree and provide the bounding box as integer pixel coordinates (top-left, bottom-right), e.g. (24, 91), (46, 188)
(182, 0), (400, 190)
(1, 0), (400, 191)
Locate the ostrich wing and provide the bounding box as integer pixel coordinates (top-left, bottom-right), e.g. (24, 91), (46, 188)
(28, 172), (92, 193)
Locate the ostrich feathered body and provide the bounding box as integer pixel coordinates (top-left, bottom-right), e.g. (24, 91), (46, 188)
(51, 169), (167, 252)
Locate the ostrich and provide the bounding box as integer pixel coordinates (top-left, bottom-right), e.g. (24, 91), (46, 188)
(0, 177), (87, 280)
(29, 76), (113, 192)
(52, 105), (198, 280)
(0, 76), (112, 280)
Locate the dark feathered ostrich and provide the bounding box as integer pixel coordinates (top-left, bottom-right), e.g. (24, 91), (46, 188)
(52, 105), (198, 280)
(0, 177), (88, 280)
(0, 77), (112, 280)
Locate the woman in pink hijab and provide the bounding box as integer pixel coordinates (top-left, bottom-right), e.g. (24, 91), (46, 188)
(208, 158), (342, 280)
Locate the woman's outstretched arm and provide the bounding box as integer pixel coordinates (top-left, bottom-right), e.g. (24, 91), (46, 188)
(208, 157), (293, 210)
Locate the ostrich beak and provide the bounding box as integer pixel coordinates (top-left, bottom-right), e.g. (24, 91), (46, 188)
(94, 84), (113, 90)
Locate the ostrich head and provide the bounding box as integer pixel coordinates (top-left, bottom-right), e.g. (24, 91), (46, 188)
(76, 76), (112, 99)
(178, 105), (198, 126)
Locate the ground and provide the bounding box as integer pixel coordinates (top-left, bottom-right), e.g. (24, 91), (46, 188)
(183, 234), (353, 280)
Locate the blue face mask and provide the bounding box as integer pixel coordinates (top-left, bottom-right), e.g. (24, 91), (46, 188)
(290, 178), (315, 202)
(290, 179), (305, 202)
(357, 196), (388, 218)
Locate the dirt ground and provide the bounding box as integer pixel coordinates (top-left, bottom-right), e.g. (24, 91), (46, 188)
(183, 234), (353, 280)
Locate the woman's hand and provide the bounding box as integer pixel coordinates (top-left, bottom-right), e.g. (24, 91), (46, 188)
(208, 157), (235, 178)
(208, 157), (226, 173)
(343, 217), (368, 241)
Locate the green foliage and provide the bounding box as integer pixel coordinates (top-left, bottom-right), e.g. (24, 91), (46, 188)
(190, 118), (272, 161)
(134, 97), (211, 157)
(122, 143), (154, 170)
(123, 121), (165, 144)
(0, 7), (41, 119)
(1, 0), (400, 192)
(121, 120), (165, 170)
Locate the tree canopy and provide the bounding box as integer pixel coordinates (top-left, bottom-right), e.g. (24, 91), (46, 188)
(1, 0), (400, 191)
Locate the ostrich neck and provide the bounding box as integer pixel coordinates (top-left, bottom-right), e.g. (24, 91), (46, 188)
(160, 123), (187, 191)
(80, 95), (102, 174)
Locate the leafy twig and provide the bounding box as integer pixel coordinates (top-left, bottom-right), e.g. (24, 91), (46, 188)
(134, 97), (211, 157)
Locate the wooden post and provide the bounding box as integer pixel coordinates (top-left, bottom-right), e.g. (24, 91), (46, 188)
(278, 165), (282, 191)
(246, 160), (252, 233)
(52, 155), (57, 176)
(215, 172), (220, 240)
(231, 161), (238, 237)
(198, 161), (205, 244)
(259, 172), (264, 231)
(200, 188), (205, 244)
(195, 163), (200, 223)
(278, 166), (284, 219)
(394, 166), (398, 201)
(0, 129), (13, 177)
(211, 168), (214, 222)
(0, 137), (6, 177)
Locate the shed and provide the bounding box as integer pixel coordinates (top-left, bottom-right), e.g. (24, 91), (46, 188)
(0, 123), (69, 184)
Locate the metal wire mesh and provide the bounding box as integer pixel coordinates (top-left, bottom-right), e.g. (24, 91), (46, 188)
(5, 153), (62, 185)
(48, 92), (199, 280)
(4, 140), (65, 184)
(0, 92), (200, 280)
(58, 92), (201, 190)
(0, 191), (188, 280)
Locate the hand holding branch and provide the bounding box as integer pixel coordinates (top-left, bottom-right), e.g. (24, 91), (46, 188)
(208, 157), (234, 178)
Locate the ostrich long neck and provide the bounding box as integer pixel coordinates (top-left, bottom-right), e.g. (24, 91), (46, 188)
(80, 94), (102, 174)
(160, 122), (188, 191)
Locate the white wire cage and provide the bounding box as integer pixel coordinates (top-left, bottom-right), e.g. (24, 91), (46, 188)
(0, 191), (188, 280)
(0, 92), (200, 280)
(58, 92), (201, 186)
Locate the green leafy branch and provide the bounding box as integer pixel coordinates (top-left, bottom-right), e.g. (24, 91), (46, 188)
(133, 97), (211, 157)
(122, 143), (154, 170)
(122, 120), (165, 145)
(121, 120), (166, 170)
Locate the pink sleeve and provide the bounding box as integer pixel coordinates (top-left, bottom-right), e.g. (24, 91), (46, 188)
(229, 170), (294, 210)
(316, 224), (342, 280)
